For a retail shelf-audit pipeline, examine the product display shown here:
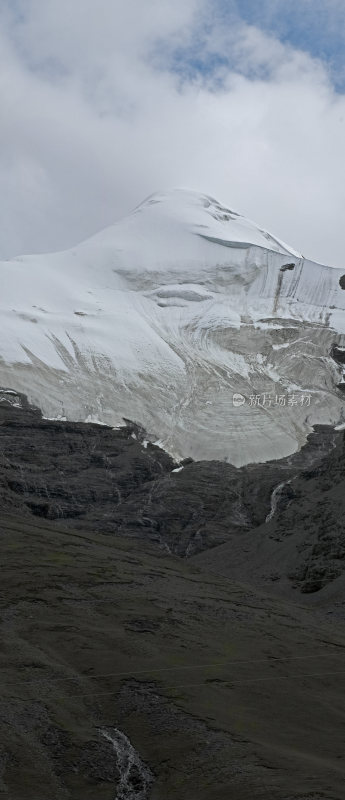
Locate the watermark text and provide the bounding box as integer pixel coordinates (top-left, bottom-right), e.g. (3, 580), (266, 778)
(232, 392), (312, 408)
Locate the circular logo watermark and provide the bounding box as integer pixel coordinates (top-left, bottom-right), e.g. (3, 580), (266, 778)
(232, 393), (246, 407)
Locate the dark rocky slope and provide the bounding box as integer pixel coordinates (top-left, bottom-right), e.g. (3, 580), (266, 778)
(0, 389), (343, 583)
(194, 426), (345, 605)
(2, 389), (345, 797)
(1, 514), (345, 800)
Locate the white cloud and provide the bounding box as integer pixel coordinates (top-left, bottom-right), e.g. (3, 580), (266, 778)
(0, 0), (345, 267)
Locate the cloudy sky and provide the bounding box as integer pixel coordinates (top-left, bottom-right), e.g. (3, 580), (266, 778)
(1, 0), (345, 265)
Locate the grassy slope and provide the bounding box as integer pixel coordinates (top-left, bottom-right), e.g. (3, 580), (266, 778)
(1, 515), (345, 799)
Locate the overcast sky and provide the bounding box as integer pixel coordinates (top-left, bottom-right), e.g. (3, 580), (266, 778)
(1, 0), (345, 266)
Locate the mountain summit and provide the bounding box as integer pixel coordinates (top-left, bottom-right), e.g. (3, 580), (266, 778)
(1, 188), (345, 465)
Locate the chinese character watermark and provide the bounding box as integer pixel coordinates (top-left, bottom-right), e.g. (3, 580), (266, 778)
(232, 392), (312, 408)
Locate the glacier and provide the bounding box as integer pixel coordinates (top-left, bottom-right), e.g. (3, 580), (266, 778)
(1, 187), (345, 466)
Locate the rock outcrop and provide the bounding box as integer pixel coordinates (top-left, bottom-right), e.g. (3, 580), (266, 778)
(1, 390), (345, 596)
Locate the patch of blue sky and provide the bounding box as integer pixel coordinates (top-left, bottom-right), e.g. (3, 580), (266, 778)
(167, 48), (230, 88)
(165, 0), (345, 91)
(168, 49), (274, 88)
(233, 0), (345, 89)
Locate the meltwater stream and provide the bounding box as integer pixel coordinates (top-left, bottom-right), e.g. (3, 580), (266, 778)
(101, 728), (154, 799)
(265, 480), (291, 523)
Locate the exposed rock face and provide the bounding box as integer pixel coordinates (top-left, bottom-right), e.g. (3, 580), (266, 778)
(0, 393), (174, 527)
(331, 343), (345, 365)
(1, 391), (345, 595)
(194, 429), (345, 600)
(265, 430), (345, 595)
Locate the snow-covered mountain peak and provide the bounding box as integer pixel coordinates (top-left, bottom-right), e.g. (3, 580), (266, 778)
(106, 187), (302, 259)
(1, 189), (345, 466)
